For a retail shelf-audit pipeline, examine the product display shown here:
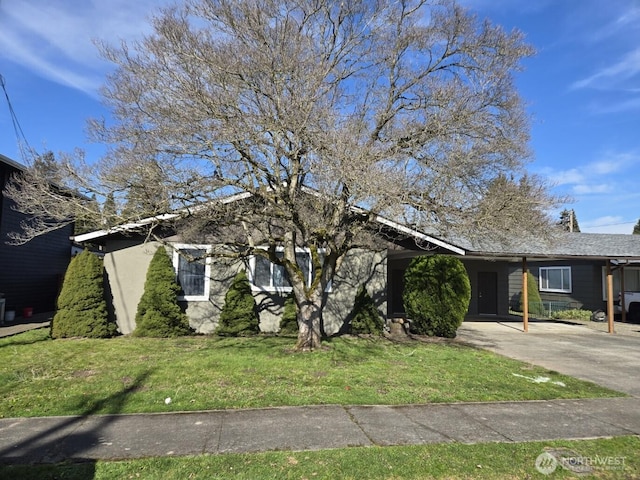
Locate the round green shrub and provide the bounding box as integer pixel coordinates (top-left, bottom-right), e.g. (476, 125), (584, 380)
(216, 270), (260, 336)
(519, 271), (544, 316)
(403, 255), (471, 338)
(133, 247), (191, 337)
(350, 285), (384, 335)
(52, 249), (117, 338)
(279, 293), (299, 335)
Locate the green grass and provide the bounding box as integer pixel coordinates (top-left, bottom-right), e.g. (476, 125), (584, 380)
(2, 436), (638, 479)
(0, 329), (621, 418)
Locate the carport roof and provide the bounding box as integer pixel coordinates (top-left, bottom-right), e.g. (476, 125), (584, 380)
(440, 231), (640, 261)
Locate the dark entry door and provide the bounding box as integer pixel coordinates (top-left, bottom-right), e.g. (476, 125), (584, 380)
(478, 271), (498, 315)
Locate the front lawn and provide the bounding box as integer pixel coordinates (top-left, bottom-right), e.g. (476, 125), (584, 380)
(0, 329), (621, 418)
(2, 436), (639, 479)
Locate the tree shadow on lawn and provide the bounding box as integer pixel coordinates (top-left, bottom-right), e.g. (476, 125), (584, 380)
(0, 370), (154, 479)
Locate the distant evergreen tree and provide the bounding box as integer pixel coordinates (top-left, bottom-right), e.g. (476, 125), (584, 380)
(558, 209), (580, 232)
(349, 285), (384, 335)
(52, 250), (117, 338)
(633, 219), (640, 235)
(121, 160), (170, 221)
(102, 192), (118, 228)
(133, 247), (191, 337)
(279, 293), (299, 335)
(74, 194), (102, 235)
(216, 271), (260, 336)
(32, 151), (58, 178)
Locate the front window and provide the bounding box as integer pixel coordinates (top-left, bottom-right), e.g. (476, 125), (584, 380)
(173, 244), (211, 301)
(250, 248), (322, 292)
(539, 266), (571, 293)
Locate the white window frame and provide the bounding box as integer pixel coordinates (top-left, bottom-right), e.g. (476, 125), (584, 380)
(539, 266), (572, 293)
(248, 247), (328, 293)
(172, 244), (211, 301)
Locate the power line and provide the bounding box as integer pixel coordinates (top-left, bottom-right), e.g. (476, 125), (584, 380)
(1, 73), (34, 161)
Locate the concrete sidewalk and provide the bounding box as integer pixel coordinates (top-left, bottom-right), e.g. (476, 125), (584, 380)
(1, 397), (639, 464)
(0, 312), (51, 338)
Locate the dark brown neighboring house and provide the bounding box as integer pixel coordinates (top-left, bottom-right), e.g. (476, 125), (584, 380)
(0, 153), (73, 317)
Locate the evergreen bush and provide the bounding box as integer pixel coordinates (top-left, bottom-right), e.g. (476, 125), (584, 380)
(403, 255), (471, 338)
(350, 285), (384, 335)
(519, 271), (544, 315)
(133, 247), (191, 337)
(216, 270), (260, 336)
(279, 293), (299, 335)
(51, 249), (117, 338)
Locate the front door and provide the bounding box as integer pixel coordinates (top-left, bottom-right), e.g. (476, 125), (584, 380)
(478, 271), (498, 315)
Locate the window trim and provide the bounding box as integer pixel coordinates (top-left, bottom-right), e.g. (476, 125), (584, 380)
(248, 247), (328, 293)
(172, 244), (211, 301)
(538, 266), (572, 293)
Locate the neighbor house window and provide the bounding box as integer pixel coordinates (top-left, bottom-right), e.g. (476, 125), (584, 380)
(539, 266), (571, 293)
(601, 266), (640, 300)
(172, 244), (211, 301)
(249, 248), (323, 292)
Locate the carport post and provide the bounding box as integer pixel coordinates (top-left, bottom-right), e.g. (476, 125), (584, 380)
(606, 261), (615, 334)
(522, 257), (528, 333)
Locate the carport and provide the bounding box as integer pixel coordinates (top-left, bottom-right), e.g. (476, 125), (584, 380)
(457, 232), (640, 334)
(388, 229), (640, 332)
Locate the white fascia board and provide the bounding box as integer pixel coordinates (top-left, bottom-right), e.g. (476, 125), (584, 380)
(348, 204), (465, 256)
(373, 215), (466, 256)
(72, 192), (254, 243)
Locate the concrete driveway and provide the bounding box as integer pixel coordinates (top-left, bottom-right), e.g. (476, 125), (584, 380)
(457, 320), (640, 397)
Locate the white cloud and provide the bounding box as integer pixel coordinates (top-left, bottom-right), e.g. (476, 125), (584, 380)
(572, 183), (613, 195)
(0, 0), (167, 96)
(572, 47), (640, 90)
(585, 5), (640, 42)
(581, 216), (636, 234)
(541, 151), (638, 191)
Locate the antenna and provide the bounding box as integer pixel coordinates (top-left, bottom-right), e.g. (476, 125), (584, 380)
(1, 73), (34, 161)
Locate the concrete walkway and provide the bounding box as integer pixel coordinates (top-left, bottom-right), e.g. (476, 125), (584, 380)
(0, 312), (51, 338)
(1, 397), (639, 464)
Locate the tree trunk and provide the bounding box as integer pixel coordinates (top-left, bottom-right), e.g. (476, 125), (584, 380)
(295, 293), (323, 351)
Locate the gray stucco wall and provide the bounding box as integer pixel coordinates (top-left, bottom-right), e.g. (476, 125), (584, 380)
(102, 240), (387, 335)
(103, 241), (160, 334)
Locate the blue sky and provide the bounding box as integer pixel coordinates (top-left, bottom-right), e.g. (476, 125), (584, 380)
(1, 0), (639, 233)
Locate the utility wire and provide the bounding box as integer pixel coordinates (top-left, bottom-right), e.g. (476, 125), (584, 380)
(1, 73), (34, 161)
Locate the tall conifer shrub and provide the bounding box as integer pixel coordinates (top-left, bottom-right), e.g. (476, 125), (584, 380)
(133, 247), (191, 337)
(52, 249), (116, 338)
(216, 270), (260, 336)
(279, 293), (299, 335)
(350, 285), (384, 334)
(519, 271), (544, 316)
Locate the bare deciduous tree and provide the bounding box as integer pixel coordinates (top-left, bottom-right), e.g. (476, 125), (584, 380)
(5, 0), (560, 350)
